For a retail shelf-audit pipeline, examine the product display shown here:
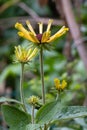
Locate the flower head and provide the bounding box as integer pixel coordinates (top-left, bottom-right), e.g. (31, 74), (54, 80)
(27, 95), (39, 105)
(54, 78), (67, 91)
(15, 20), (69, 44)
(14, 45), (38, 63)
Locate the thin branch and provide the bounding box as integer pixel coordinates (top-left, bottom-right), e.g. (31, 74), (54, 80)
(0, 0), (20, 14)
(18, 2), (39, 19)
(57, 0), (87, 70)
(0, 16), (64, 29)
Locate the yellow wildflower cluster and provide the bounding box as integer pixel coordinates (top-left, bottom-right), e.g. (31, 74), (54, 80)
(27, 96), (39, 105)
(15, 45), (38, 63)
(15, 20), (69, 44)
(54, 78), (67, 91)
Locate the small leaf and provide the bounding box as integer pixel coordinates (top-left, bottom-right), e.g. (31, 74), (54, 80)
(36, 101), (60, 124)
(1, 104), (31, 129)
(0, 97), (21, 104)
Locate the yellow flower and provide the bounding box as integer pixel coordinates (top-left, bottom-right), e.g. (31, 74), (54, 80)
(14, 45), (38, 63)
(54, 78), (67, 91)
(15, 20), (69, 44)
(61, 80), (67, 89)
(27, 95), (39, 105)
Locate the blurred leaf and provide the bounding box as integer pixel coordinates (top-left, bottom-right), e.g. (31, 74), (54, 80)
(0, 0), (20, 14)
(74, 118), (87, 127)
(0, 97), (21, 104)
(28, 0), (51, 16)
(52, 127), (74, 130)
(0, 64), (20, 83)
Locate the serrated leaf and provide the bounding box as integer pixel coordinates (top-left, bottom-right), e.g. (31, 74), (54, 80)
(1, 104), (31, 130)
(36, 101), (60, 124)
(0, 97), (21, 104)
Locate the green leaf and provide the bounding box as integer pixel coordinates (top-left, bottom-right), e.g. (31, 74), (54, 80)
(36, 101), (60, 124)
(0, 97), (21, 104)
(9, 126), (27, 130)
(10, 124), (42, 130)
(26, 124), (42, 130)
(74, 118), (87, 127)
(1, 104), (31, 130)
(36, 102), (87, 124)
(0, 64), (21, 83)
(55, 106), (87, 120)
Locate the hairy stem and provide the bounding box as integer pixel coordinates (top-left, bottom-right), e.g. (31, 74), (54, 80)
(20, 63), (27, 112)
(32, 105), (35, 124)
(39, 46), (45, 104)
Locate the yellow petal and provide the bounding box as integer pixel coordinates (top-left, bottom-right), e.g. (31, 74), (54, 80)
(18, 32), (35, 43)
(47, 26), (69, 43)
(38, 22), (43, 34)
(15, 48), (19, 59)
(26, 48), (33, 58)
(14, 46), (38, 63)
(26, 20), (36, 36)
(18, 45), (22, 55)
(41, 31), (51, 43)
(18, 31), (39, 43)
(46, 19), (53, 32)
(54, 78), (61, 89)
(15, 22), (38, 43)
(28, 48), (38, 60)
(29, 32), (40, 43)
(15, 22), (29, 35)
(15, 46), (22, 60)
(61, 80), (67, 89)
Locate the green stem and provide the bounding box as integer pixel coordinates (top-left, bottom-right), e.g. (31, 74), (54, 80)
(44, 124), (50, 130)
(32, 105), (35, 124)
(40, 127), (42, 130)
(56, 92), (59, 101)
(40, 46), (45, 104)
(56, 90), (61, 102)
(20, 63), (27, 112)
(44, 124), (47, 130)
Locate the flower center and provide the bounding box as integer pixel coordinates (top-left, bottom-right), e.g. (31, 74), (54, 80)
(36, 34), (43, 43)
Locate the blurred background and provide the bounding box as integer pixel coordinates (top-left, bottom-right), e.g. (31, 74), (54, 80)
(0, 0), (87, 129)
